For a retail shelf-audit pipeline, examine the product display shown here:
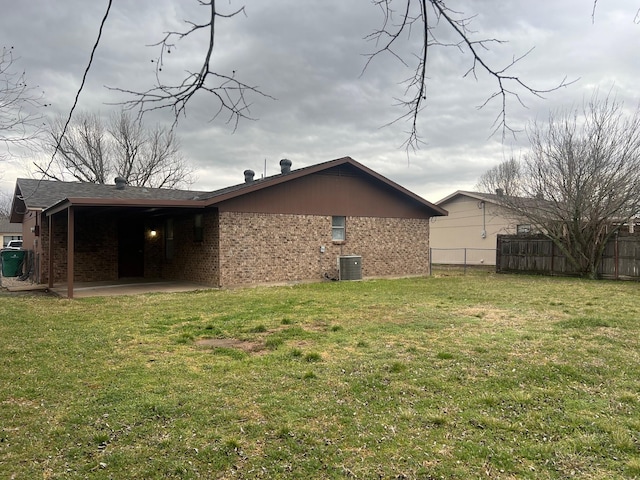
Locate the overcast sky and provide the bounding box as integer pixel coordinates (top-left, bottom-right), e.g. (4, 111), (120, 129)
(1, 0), (639, 203)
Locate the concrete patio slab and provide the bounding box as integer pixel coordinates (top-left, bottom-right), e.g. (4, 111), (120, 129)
(1, 276), (214, 298)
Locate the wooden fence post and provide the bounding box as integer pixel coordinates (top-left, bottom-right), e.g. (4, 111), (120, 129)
(614, 232), (619, 280)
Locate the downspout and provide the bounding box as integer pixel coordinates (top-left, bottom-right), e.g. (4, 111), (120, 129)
(478, 201), (486, 238)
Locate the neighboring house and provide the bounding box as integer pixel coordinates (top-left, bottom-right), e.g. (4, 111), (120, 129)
(0, 217), (22, 248)
(9, 156), (447, 297)
(430, 190), (531, 266)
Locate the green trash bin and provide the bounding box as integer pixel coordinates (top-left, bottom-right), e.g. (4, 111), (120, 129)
(1, 250), (26, 277)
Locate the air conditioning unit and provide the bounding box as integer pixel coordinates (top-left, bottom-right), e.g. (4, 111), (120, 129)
(338, 255), (362, 281)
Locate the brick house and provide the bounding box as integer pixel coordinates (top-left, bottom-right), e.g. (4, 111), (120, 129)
(10, 157), (446, 297)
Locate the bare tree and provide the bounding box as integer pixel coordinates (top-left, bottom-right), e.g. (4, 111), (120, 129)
(476, 157), (522, 197)
(0, 190), (12, 218)
(492, 94), (640, 278)
(37, 111), (111, 183)
(0, 46), (48, 161)
(36, 110), (193, 188)
(109, 111), (192, 188)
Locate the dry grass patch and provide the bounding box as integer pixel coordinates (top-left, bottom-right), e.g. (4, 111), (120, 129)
(195, 337), (264, 353)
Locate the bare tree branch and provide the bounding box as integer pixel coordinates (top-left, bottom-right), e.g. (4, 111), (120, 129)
(364, 0), (576, 152)
(28, 0), (113, 201)
(593, 0), (640, 25)
(107, 0), (274, 131)
(0, 46), (49, 161)
(111, 113), (193, 189)
(53, 0), (636, 162)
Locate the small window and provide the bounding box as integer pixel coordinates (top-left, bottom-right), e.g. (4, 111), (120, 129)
(332, 216), (346, 241)
(194, 214), (203, 242)
(517, 224), (531, 235)
(165, 218), (174, 260)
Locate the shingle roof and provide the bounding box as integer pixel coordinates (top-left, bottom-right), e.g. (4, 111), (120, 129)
(436, 189), (553, 213)
(436, 190), (507, 205)
(11, 157), (447, 218)
(15, 178), (207, 209)
(0, 217), (22, 233)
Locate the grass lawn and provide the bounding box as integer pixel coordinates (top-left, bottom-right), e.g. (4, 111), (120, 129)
(1, 272), (639, 479)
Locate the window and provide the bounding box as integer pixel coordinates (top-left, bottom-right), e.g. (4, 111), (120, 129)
(517, 224), (531, 235)
(332, 216), (346, 241)
(194, 214), (203, 242)
(165, 218), (174, 260)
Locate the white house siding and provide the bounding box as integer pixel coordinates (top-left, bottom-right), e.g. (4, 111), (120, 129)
(429, 195), (516, 266)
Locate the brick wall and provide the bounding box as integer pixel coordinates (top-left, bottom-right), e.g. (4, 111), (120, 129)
(348, 216), (431, 277)
(161, 211), (220, 286)
(218, 212), (430, 287)
(42, 212), (119, 283)
(74, 215), (118, 282)
(38, 209), (430, 287)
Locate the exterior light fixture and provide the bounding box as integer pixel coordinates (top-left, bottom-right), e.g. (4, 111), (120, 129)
(149, 230), (157, 238)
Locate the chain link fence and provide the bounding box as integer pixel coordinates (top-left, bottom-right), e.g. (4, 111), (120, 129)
(430, 248), (497, 275)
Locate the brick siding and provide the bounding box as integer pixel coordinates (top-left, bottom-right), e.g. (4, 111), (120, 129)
(38, 209), (430, 287)
(41, 213), (119, 283)
(160, 211), (220, 285)
(218, 212), (430, 287)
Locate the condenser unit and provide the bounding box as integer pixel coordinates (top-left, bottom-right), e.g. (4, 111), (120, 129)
(338, 255), (362, 281)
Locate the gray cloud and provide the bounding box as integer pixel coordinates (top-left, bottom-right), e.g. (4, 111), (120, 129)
(1, 0), (639, 203)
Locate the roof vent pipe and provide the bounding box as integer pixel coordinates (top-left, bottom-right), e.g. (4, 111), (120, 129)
(279, 158), (292, 174)
(244, 169), (255, 183)
(115, 177), (127, 190)
(495, 188), (504, 197)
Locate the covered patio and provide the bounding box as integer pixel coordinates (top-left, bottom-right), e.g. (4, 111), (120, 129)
(45, 198), (207, 299)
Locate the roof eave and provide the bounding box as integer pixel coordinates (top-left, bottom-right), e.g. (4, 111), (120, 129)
(44, 197), (206, 216)
(436, 190), (500, 206)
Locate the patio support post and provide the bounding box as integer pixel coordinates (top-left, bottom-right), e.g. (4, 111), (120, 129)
(48, 214), (54, 289)
(67, 206), (75, 299)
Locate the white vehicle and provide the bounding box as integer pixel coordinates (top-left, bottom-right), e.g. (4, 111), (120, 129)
(5, 240), (23, 250)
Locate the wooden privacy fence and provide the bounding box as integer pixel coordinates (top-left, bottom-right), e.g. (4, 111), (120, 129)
(496, 233), (640, 279)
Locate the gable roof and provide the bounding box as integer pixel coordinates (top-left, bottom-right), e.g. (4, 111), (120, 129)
(435, 190), (507, 206)
(11, 156), (446, 220)
(436, 190), (554, 219)
(199, 157), (446, 216)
